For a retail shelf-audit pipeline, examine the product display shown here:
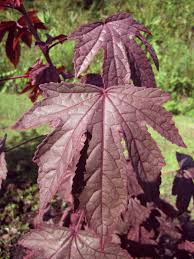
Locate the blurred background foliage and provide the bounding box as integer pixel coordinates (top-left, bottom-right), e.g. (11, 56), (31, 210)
(0, 0), (193, 115)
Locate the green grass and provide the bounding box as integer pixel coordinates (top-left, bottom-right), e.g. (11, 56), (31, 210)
(149, 116), (194, 203)
(0, 93), (48, 147)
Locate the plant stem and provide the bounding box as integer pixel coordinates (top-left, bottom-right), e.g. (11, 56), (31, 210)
(5, 135), (45, 153)
(0, 75), (27, 82)
(48, 41), (63, 51)
(18, 4), (54, 67)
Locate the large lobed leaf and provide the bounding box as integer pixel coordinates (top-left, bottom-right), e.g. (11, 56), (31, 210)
(19, 224), (131, 259)
(69, 12), (158, 88)
(13, 81), (185, 241)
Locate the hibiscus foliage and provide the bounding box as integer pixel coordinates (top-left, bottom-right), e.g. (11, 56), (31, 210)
(0, 1), (193, 258)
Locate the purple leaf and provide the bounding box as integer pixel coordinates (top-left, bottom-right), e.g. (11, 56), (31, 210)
(13, 81), (185, 240)
(127, 39), (157, 88)
(137, 34), (159, 70)
(80, 73), (104, 87)
(178, 240), (194, 254)
(19, 225), (131, 259)
(0, 21), (15, 42)
(21, 59), (60, 102)
(69, 12), (159, 88)
(0, 11), (46, 66)
(126, 198), (151, 226)
(6, 28), (21, 67)
(176, 152), (194, 176)
(172, 152), (194, 212)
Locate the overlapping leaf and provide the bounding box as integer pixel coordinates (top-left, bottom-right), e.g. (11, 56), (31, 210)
(172, 152), (194, 212)
(69, 12), (158, 88)
(19, 225), (131, 259)
(0, 11), (46, 66)
(13, 81), (185, 241)
(0, 0), (22, 10)
(20, 59), (60, 102)
(127, 39), (157, 88)
(18, 60), (71, 102)
(178, 240), (194, 254)
(176, 152), (194, 177)
(122, 205), (193, 258)
(0, 135), (7, 189)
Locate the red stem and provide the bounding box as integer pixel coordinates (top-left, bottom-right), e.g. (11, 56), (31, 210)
(74, 210), (84, 233)
(48, 41), (63, 51)
(18, 4), (55, 67)
(0, 74), (27, 82)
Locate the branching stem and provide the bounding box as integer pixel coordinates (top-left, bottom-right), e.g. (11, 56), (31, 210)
(19, 4), (54, 66)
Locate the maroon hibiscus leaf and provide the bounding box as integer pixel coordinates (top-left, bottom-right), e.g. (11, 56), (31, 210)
(137, 34), (159, 70)
(127, 225), (156, 245)
(13, 81), (185, 241)
(13, 28), (33, 49)
(0, 135), (7, 189)
(17, 10), (47, 31)
(0, 11), (46, 66)
(127, 39), (157, 88)
(157, 212), (182, 242)
(176, 152), (194, 177)
(69, 12), (158, 88)
(178, 240), (194, 254)
(81, 73), (104, 88)
(21, 30), (32, 47)
(0, 0), (22, 10)
(19, 225), (131, 259)
(125, 198), (151, 227)
(6, 28), (21, 67)
(20, 59), (60, 102)
(115, 197), (151, 235)
(0, 21), (15, 42)
(172, 152), (194, 212)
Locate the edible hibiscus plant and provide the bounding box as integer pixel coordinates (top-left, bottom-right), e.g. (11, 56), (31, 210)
(0, 1), (194, 258)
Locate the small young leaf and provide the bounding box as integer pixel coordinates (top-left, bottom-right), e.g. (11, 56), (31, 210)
(17, 11), (47, 30)
(69, 12), (158, 88)
(20, 59), (60, 102)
